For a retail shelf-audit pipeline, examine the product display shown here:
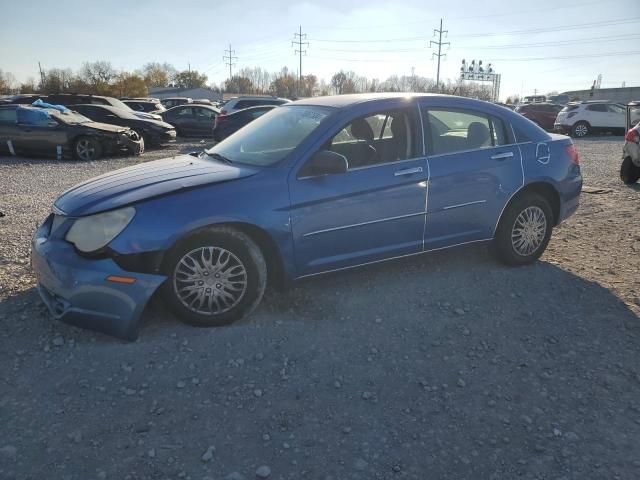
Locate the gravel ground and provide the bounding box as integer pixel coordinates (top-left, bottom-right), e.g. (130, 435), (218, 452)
(1, 136), (639, 480)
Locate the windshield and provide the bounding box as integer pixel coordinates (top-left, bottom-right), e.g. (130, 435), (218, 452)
(205, 105), (332, 166)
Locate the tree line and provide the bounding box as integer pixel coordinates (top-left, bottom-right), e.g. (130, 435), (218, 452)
(0, 61), (497, 101)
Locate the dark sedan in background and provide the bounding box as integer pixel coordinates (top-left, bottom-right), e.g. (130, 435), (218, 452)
(515, 103), (564, 131)
(0, 105), (142, 160)
(212, 105), (274, 142)
(71, 104), (176, 146)
(161, 104), (219, 137)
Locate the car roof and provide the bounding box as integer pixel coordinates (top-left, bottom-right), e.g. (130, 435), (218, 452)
(292, 92), (469, 108)
(230, 105), (275, 114)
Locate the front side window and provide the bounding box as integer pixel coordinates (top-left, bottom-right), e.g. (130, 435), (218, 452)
(607, 104), (625, 114)
(425, 108), (507, 156)
(195, 108), (217, 119)
(206, 105), (331, 166)
(322, 109), (416, 170)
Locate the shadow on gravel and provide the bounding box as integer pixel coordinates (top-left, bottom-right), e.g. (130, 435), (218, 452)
(2, 243), (640, 479)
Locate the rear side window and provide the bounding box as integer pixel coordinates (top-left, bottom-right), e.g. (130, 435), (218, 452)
(586, 104), (607, 112)
(176, 107), (194, 117)
(234, 100), (255, 109)
(0, 109), (17, 123)
(561, 104), (580, 112)
(424, 108), (508, 156)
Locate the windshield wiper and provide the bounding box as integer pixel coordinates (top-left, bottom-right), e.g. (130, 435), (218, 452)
(207, 152), (233, 164)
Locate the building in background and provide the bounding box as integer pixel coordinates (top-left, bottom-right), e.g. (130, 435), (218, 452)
(149, 87), (222, 102)
(562, 86), (640, 104)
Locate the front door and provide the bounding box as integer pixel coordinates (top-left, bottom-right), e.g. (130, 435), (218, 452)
(420, 104), (523, 250)
(289, 105), (428, 277)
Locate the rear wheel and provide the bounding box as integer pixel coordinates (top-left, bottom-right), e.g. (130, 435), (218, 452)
(74, 137), (103, 161)
(162, 227), (267, 327)
(491, 193), (553, 266)
(620, 156), (640, 184)
(571, 121), (589, 138)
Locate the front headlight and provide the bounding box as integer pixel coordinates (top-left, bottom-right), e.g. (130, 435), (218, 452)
(65, 207), (135, 253)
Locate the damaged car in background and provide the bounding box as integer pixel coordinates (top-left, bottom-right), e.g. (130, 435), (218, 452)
(0, 102), (143, 160)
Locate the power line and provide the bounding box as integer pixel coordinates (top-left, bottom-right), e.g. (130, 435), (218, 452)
(310, 17), (639, 43)
(313, 33), (640, 53)
(223, 44), (238, 92)
(292, 26), (309, 97)
(307, 49), (640, 63)
(430, 19), (449, 89)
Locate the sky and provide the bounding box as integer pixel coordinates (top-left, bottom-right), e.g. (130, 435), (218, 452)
(1, 0), (639, 100)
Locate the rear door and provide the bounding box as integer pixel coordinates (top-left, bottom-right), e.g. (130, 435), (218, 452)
(193, 107), (216, 136)
(420, 103), (523, 250)
(169, 106), (196, 134)
(584, 103), (609, 128)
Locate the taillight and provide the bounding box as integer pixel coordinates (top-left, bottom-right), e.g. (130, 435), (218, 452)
(215, 113), (228, 127)
(625, 128), (639, 143)
(565, 144), (579, 165)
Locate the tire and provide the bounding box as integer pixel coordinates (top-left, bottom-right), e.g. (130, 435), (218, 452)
(132, 130), (146, 154)
(491, 193), (554, 266)
(571, 121), (589, 138)
(74, 136), (103, 161)
(162, 226), (267, 327)
(620, 156), (640, 184)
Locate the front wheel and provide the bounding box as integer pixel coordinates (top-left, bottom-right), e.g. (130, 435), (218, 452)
(620, 156), (640, 184)
(491, 194), (553, 266)
(162, 227), (267, 327)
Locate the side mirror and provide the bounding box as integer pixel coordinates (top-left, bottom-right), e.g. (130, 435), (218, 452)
(188, 151), (200, 157)
(299, 150), (348, 178)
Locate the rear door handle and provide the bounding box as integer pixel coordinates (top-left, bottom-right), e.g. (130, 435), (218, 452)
(394, 167), (423, 176)
(490, 152), (514, 160)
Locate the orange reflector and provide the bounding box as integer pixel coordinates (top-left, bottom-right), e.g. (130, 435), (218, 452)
(106, 275), (137, 284)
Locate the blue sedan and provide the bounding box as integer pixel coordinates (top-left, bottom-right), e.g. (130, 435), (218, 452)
(31, 93), (582, 339)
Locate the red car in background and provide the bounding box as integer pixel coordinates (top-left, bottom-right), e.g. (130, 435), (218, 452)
(515, 103), (564, 131)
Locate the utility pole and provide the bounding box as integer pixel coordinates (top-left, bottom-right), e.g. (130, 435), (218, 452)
(292, 26), (308, 98)
(430, 19), (449, 91)
(223, 44), (238, 93)
(38, 61), (45, 89)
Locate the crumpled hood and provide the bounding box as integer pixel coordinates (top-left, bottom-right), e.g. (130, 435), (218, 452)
(54, 154), (259, 216)
(83, 121), (131, 134)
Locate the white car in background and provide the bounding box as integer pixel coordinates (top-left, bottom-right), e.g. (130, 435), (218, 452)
(555, 101), (626, 137)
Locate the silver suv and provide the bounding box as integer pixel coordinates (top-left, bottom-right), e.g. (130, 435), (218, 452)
(220, 96), (290, 114)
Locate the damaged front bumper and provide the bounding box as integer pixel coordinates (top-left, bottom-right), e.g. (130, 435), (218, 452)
(624, 141), (640, 167)
(31, 215), (166, 340)
(119, 131), (144, 155)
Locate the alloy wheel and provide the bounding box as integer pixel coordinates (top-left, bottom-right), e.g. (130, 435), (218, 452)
(511, 206), (547, 256)
(173, 246), (248, 315)
(76, 139), (96, 160)
(574, 123), (588, 137)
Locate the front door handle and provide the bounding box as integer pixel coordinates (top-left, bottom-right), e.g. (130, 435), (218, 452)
(490, 152), (514, 160)
(394, 167), (423, 176)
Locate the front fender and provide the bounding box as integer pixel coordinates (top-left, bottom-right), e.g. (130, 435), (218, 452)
(107, 170), (297, 280)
